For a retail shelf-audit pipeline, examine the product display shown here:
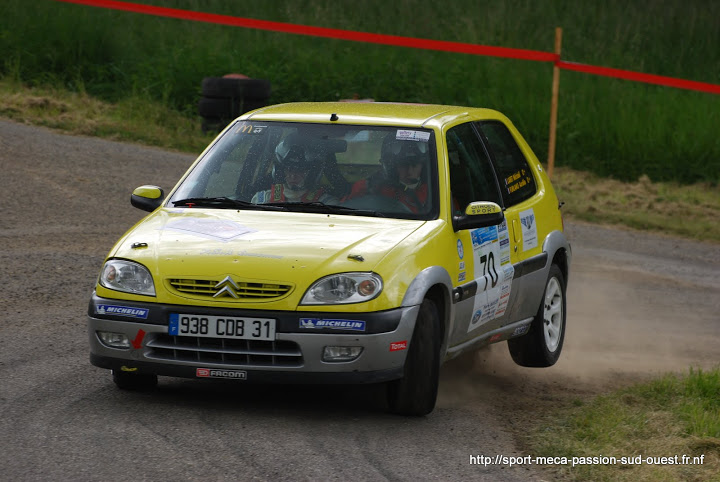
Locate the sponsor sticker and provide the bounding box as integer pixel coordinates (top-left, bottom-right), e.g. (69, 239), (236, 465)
(299, 318), (366, 332)
(390, 341), (407, 352)
(196, 368), (247, 379)
(396, 129), (431, 142)
(466, 222), (515, 333)
(96, 304), (149, 319)
(163, 218), (257, 242)
(519, 208), (538, 250)
(488, 333), (502, 343)
(457, 239), (464, 259)
(458, 271), (466, 282)
(512, 324), (530, 337)
(235, 123), (267, 135)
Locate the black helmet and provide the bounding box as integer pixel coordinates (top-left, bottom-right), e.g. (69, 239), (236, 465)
(273, 133), (323, 189)
(380, 133), (429, 181)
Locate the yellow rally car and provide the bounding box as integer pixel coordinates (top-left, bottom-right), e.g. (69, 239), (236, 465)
(88, 102), (571, 416)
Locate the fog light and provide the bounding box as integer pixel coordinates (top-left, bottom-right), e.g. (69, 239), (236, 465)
(322, 346), (363, 362)
(98, 331), (131, 348)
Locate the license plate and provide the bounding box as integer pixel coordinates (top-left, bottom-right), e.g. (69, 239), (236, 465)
(169, 314), (276, 341)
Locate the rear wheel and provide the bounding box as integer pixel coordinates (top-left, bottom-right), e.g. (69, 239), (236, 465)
(112, 369), (158, 391)
(508, 264), (566, 367)
(386, 299), (441, 416)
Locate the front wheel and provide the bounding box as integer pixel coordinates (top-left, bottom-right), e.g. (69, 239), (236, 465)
(508, 264), (566, 367)
(386, 299), (441, 416)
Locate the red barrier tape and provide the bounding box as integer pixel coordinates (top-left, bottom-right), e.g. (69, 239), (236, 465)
(53, 0), (556, 62)
(557, 61), (720, 95)
(54, 0), (720, 95)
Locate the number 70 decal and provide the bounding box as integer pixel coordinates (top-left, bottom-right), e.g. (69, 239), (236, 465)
(479, 252), (499, 291)
(467, 224), (515, 333)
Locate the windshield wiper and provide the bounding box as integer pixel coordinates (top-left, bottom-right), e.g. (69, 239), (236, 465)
(172, 197), (287, 211)
(265, 201), (386, 217)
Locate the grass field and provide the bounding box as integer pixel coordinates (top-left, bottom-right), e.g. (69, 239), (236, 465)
(529, 368), (720, 481)
(1, 0), (719, 184)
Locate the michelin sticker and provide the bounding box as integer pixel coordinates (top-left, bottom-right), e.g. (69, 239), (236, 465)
(519, 208), (538, 251)
(96, 304), (149, 319)
(467, 220), (515, 333)
(300, 318), (366, 332)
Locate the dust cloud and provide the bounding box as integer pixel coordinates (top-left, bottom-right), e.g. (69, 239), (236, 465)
(438, 243), (720, 412)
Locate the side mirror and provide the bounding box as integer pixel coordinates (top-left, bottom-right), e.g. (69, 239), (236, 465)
(131, 185), (165, 213)
(452, 201), (504, 231)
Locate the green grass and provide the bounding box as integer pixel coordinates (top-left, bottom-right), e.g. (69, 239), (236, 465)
(1, 0), (719, 183)
(529, 368), (720, 481)
(0, 78), (215, 152)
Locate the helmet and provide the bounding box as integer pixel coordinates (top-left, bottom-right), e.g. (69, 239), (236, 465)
(273, 133), (323, 190)
(380, 133), (430, 182)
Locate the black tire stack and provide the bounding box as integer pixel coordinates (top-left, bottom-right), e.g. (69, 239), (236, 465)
(198, 76), (272, 133)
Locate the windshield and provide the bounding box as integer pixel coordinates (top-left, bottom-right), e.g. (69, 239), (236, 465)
(169, 121), (439, 220)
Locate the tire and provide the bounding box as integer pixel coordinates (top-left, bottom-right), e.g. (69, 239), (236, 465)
(386, 299), (441, 416)
(201, 77), (271, 100)
(198, 97), (242, 119)
(201, 77), (244, 98)
(112, 369), (158, 391)
(507, 264), (566, 367)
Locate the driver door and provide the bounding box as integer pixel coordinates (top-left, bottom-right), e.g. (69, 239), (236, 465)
(446, 122), (519, 347)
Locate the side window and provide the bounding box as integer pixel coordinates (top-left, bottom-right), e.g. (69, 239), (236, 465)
(446, 123), (502, 214)
(476, 121), (537, 206)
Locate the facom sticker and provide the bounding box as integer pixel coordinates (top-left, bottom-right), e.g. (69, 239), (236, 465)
(299, 318), (366, 331)
(96, 304), (149, 319)
(196, 368), (247, 379)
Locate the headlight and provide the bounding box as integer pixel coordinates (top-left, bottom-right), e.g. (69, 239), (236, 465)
(99, 259), (156, 296)
(301, 273), (382, 305)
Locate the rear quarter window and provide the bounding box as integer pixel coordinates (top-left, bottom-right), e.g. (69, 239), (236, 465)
(476, 121), (537, 206)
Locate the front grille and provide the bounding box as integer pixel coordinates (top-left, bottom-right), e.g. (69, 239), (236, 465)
(146, 334), (303, 367)
(167, 278), (293, 300)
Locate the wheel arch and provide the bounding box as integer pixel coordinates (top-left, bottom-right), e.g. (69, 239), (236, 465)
(542, 230), (572, 285)
(401, 266), (453, 358)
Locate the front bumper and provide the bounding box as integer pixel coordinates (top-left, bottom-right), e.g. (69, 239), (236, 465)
(87, 294), (418, 384)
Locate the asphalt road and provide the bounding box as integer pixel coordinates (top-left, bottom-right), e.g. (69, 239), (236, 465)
(1, 119), (718, 481)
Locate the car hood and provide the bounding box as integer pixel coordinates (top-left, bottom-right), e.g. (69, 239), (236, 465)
(113, 208), (424, 285)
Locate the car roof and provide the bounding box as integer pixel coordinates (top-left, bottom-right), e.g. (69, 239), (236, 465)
(243, 102), (505, 128)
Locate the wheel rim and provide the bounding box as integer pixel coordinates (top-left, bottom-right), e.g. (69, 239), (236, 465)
(543, 277), (563, 353)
